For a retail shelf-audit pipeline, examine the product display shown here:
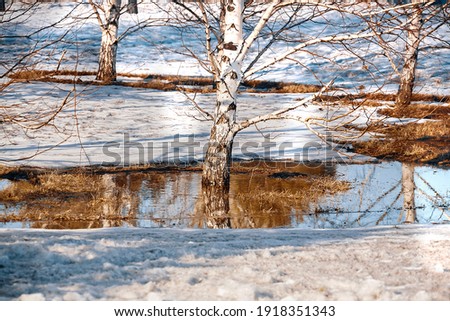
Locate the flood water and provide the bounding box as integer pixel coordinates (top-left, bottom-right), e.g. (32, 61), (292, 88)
(0, 162), (448, 229)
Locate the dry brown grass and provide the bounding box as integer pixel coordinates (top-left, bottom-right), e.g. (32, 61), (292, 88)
(374, 119), (450, 140)
(360, 100), (387, 108)
(229, 171), (349, 228)
(0, 159), (336, 183)
(231, 160), (328, 175)
(377, 104), (450, 120)
(9, 69), (324, 94)
(119, 80), (178, 91)
(318, 92), (450, 104)
(325, 90), (450, 165)
(353, 119), (450, 165)
(0, 172), (101, 202)
(9, 69), (96, 80)
(242, 80), (322, 93)
(0, 171), (143, 228)
(8, 71), (198, 91)
(315, 92), (450, 111)
(144, 74), (213, 86)
(0, 165), (19, 177)
(309, 175), (350, 194)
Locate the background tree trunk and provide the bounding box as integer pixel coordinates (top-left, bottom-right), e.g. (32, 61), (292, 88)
(0, 0), (5, 12)
(201, 0), (244, 228)
(97, 0), (121, 82)
(127, 0), (138, 14)
(395, 7), (422, 109)
(402, 163), (416, 224)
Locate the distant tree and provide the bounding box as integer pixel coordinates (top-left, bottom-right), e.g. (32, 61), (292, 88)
(128, 0), (138, 14)
(395, 5), (422, 109)
(89, 0), (164, 82)
(374, 1), (449, 109)
(89, 0), (124, 82)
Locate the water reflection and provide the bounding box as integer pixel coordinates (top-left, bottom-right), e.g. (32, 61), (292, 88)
(310, 162), (450, 228)
(194, 163), (337, 228)
(0, 162), (448, 229)
(402, 163), (416, 223)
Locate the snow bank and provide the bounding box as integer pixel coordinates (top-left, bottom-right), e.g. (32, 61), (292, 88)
(1, 225), (449, 300)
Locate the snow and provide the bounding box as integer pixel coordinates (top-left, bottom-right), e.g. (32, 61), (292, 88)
(1, 225), (449, 300)
(0, 80), (373, 167)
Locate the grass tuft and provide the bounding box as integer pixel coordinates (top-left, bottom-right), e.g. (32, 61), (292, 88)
(9, 69), (324, 94)
(353, 119), (450, 165)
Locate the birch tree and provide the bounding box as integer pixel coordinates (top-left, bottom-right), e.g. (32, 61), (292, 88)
(170, 0), (419, 227)
(395, 5), (422, 109)
(393, 1), (449, 109)
(89, 0), (123, 82)
(370, 1), (449, 108)
(89, 0), (166, 82)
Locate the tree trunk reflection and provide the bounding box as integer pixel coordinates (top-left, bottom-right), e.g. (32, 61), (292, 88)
(402, 163), (416, 223)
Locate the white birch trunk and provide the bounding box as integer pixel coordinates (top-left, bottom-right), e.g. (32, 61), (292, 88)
(201, 0), (244, 227)
(395, 7), (422, 109)
(402, 163), (416, 224)
(97, 0), (121, 82)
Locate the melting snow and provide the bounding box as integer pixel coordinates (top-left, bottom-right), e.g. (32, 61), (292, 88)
(1, 225), (449, 300)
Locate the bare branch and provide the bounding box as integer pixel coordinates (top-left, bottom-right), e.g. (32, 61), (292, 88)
(234, 79), (334, 133)
(178, 90), (214, 121)
(244, 27), (384, 80)
(237, 1), (280, 64)
(198, 0), (220, 76)
(88, 0), (106, 31)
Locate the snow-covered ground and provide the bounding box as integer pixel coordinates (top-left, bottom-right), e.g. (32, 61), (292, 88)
(1, 225), (449, 300)
(0, 80), (372, 167)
